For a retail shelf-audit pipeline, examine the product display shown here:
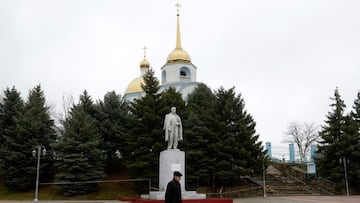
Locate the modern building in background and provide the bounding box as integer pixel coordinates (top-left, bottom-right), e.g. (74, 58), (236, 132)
(265, 142), (272, 158)
(310, 145), (316, 162)
(289, 143), (295, 162)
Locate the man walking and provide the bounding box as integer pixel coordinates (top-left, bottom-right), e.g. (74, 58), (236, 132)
(165, 171), (182, 203)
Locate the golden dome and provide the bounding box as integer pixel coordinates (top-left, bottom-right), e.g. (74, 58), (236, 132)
(125, 48), (150, 95)
(140, 58), (150, 68)
(166, 8), (191, 64)
(167, 48), (191, 63)
(124, 76), (144, 94)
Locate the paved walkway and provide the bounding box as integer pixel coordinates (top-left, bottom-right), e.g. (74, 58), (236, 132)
(0, 196), (359, 203)
(0, 201), (121, 203)
(234, 196), (360, 203)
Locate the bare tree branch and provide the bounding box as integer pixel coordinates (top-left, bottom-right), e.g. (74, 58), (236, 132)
(303, 122), (319, 159)
(54, 94), (74, 136)
(284, 121), (319, 162)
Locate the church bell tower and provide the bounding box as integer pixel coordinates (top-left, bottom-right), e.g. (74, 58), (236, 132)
(161, 3), (197, 86)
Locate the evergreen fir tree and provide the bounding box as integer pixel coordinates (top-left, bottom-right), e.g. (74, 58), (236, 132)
(349, 91), (360, 191)
(0, 87), (24, 151)
(214, 87), (265, 184)
(53, 92), (105, 196)
(1, 85), (55, 190)
(351, 91), (360, 127)
(79, 90), (98, 118)
(317, 87), (359, 192)
(317, 88), (346, 185)
(0, 87), (25, 188)
(124, 68), (164, 189)
(213, 87), (236, 184)
(97, 91), (129, 170)
(182, 83), (218, 189)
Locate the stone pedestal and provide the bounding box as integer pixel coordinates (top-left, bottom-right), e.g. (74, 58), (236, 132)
(159, 149), (185, 191)
(141, 191), (206, 200)
(141, 149), (205, 200)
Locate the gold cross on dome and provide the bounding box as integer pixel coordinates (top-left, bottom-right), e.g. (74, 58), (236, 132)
(175, 3), (181, 15)
(142, 46), (147, 58)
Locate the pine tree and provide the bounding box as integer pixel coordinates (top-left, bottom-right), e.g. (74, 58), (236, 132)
(1, 85), (55, 190)
(214, 87), (265, 185)
(79, 90), (98, 118)
(0, 87), (24, 152)
(213, 87), (236, 183)
(351, 91), (360, 127)
(97, 91), (129, 169)
(317, 88), (346, 185)
(124, 68), (164, 189)
(53, 91), (105, 196)
(182, 83), (218, 189)
(317, 87), (359, 192)
(349, 91), (360, 191)
(0, 87), (25, 188)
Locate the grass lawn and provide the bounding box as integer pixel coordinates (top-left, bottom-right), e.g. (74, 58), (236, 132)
(0, 181), (139, 200)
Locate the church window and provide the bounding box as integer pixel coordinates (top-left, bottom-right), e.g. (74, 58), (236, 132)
(180, 66), (190, 77)
(162, 70), (166, 82)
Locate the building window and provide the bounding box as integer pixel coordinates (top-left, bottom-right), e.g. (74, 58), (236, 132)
(162, 70), (166, 82)
(180, 66), (190, 77)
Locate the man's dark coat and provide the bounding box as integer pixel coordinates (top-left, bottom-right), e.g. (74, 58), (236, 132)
(165, 178), (182, 203)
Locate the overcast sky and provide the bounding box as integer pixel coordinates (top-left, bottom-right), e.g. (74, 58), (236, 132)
(1, 0), (360, 159)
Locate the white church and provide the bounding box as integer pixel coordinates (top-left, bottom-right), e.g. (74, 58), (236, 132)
(124, 6), (199, 101)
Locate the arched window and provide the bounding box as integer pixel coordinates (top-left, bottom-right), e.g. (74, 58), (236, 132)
(179, 66), (190, 78)
(162, 70), (166, 82)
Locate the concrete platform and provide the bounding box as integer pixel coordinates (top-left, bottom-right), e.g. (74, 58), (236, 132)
(127, 198), (232, 203)
(140, 191), (206, 200)
(1, 196), (360, 203)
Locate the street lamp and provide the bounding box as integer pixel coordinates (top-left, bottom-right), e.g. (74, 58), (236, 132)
(32, 145), (46, 202)
(263, 163), (266, 198)
(339, 157), (349, 196)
